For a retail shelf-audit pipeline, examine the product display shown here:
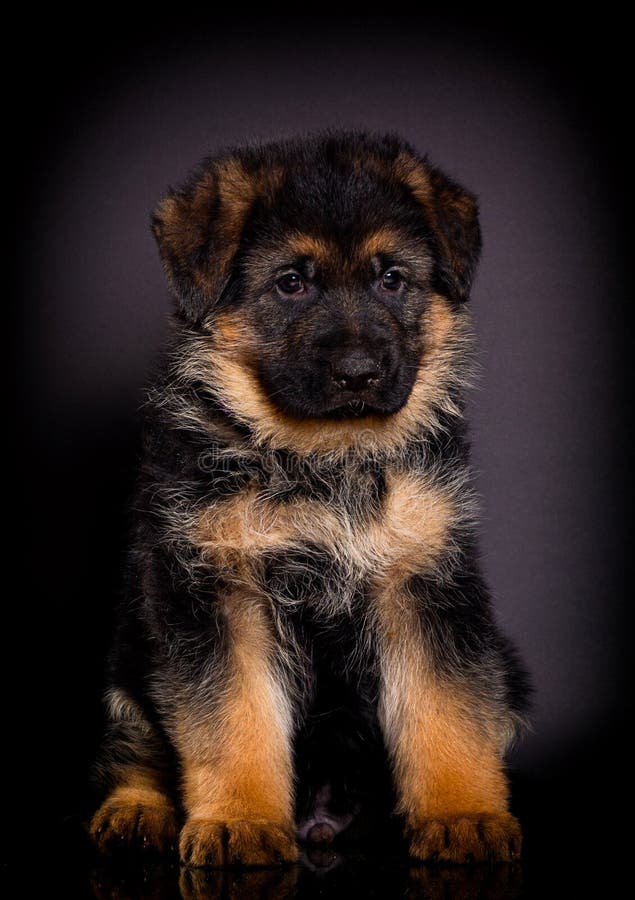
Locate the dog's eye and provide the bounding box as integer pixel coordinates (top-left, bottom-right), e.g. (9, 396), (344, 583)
(380, 269), (404, 291)
(276, 272), (305, 296)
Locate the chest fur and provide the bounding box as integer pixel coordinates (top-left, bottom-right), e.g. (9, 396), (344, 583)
(194, 468), (462, 587)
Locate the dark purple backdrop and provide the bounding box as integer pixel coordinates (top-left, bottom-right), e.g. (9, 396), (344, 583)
(13, 14), (628, 892)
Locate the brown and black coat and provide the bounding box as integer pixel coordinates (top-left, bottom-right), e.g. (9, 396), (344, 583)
(90, 132), (529, 867)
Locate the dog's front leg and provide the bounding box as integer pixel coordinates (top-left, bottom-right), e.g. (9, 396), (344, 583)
(375, 581), (522, 863)
(170, 590), (298, 868)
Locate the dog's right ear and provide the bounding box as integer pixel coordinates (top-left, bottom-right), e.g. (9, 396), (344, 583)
(151, 156), (281, 324)
(392, 149), (482, 304)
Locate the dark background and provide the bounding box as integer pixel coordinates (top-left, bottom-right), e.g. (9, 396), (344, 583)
(10, 13), (628, 898)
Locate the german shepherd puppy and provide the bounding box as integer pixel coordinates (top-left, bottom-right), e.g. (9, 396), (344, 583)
(90, 132), (529, 867)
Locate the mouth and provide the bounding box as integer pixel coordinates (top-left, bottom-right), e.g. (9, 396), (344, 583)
(322, 399), (386, 420)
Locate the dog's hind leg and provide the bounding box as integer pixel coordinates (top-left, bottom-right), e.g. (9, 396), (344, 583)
(89, 687), (179, 854)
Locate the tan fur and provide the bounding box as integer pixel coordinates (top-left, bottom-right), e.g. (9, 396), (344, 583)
(104, 687), (154, 734)
(368, 471), (459, 584)
(90, 766), (178, 852)
(214, 312), (256, 358)
(153, 173), (218, 299)
(196, 487), (336, 574)
(393, 154), (478, 301)
(195, 467), (460, 586)
(215, 158), (256, 240)
(213, 159), (283, 256)
(173, 591), (294, 826)
(394, 151), (433, 205)
(154, 159), (283, 303)
(196, 294), (468, 456)
(392, 681), (509, 819)
(358, 226), (408, 259)
(376, 598), (509, 827)
(107, 774), (172, 809)
(285, 232), (332, 261)
(407, 812), (522, 863)
(238, 226), (427, 289)
(180, 818), (297, 868)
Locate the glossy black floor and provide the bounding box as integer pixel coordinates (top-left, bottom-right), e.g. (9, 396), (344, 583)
(2, 732), (623, 900)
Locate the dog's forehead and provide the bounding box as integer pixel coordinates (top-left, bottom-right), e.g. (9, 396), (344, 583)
(244, 224), (430, 281)
(235, 148), (435, 281)
(277, 161), (411, 229)
(285, 227), (404, 262)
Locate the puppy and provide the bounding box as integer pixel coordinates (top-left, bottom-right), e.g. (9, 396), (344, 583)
(90, 132), (529, 867)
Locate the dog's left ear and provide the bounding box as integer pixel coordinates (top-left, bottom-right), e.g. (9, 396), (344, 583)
(151, 156), (281, 324)
(396, 154), (482, 303)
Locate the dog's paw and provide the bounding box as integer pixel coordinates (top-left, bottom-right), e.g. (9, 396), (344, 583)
(180, 818), (299, 867)
(90, 796), (178, 854)
(408, 812), (522, 863)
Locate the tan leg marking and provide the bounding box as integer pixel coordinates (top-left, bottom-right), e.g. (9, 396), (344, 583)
(377, 597), (520, 862)
(174, 592), (297, 867)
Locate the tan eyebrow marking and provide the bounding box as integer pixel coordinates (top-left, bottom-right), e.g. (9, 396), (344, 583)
(285, 233), (332, 261)
(359, 226), (410, 259)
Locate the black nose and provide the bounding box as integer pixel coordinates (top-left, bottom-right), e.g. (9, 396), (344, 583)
(331, 351), (382, 392)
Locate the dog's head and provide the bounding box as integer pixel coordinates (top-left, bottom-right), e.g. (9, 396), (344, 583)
(152, 133), (480, 454)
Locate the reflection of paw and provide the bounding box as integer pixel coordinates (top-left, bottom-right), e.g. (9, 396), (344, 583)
(408, 813), (522, 863)
(407, 862), (523, 900)
(90, 865), (176, 900)
(180, 866), (299, 900)
(90, 797), (178, 854)
(179, 819), (298, 867)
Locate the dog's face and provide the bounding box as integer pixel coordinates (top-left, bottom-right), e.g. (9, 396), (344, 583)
(232, 220), (432, 421)
(152, 134), (480, 453)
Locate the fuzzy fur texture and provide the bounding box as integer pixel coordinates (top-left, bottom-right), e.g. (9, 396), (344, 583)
(90, 131), (530, 867)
